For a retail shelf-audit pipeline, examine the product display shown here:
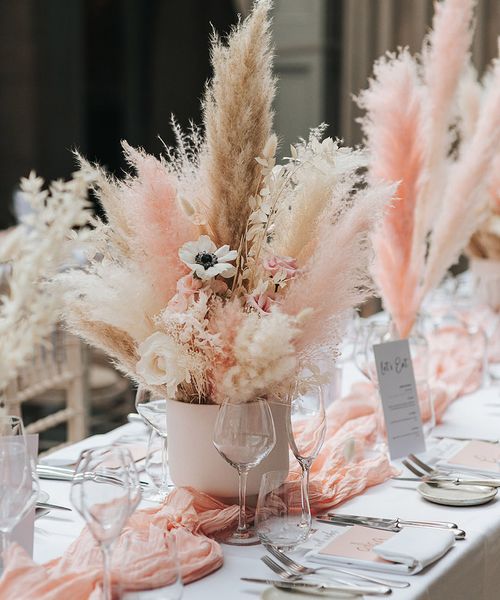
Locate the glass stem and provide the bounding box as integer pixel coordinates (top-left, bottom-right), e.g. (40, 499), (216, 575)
(300, 462), (311, 527)
(101, 543), (112, 600)
(161, 435), (169, 492)
(1, 530), (10, 564)
(236, 468), (249, 535)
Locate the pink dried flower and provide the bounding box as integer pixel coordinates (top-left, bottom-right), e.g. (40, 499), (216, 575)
(246, 291), (277, 314)
(262, 255), (298, 279)
(168, 274), (203, 312)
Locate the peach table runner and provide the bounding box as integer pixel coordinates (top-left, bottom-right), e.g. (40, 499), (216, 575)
(0, 324), (489, 599)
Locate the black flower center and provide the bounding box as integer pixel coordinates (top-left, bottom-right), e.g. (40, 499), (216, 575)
(195, 252), (218, 270)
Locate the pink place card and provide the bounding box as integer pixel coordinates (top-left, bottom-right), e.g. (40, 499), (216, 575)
(317, 525), (395, 564)
(447, 440), (500, 473)
(102, 444), (148, 468)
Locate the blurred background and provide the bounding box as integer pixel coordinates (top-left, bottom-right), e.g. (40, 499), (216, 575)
(1, 0), (498, 228)
(0, 0), (498, 447)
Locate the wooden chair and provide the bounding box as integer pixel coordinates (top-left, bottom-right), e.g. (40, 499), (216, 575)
(1, 329), (89, 453)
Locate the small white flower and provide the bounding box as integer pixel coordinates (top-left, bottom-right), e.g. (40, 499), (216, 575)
(179, 235), (237, 280)
(136, 332), (190, 396)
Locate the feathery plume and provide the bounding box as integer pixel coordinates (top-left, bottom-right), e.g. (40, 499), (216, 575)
(200, 0), (275, 249)
(412, 0), (476, 260)
(423, 57), (500, 295)
(357, 50), (424, 337)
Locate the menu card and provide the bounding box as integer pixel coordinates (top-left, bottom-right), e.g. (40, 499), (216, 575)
(373, 339), (426, 460)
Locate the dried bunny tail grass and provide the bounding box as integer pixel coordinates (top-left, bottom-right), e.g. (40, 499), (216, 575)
(357, 49), (425, 337)
(282, 180), (395, 352)
(200, 0), (275, 249)
(423, 57), (500, 296)
(413, 0), (476, 255)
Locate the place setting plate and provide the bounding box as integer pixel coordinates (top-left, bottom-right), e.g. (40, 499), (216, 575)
(417, 482), (497, 506)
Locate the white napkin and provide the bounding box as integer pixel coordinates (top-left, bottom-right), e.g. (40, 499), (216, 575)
(373, 527), (455, 572)
(307, 526), (455, 575)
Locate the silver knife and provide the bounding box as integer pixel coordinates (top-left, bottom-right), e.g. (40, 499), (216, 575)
(36, 501), (72, 512)
(327, 512), (459, 529)
(318, 515), (466, 540)
(241, 577), (388, 596)
(433, 435), (499, 444)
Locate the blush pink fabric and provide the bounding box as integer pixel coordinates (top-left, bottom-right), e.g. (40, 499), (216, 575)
(0, 324), (488, 599)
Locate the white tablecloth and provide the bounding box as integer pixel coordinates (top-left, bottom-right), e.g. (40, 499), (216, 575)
(33, 367), (500, 599)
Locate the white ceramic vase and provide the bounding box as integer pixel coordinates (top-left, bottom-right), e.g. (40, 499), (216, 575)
(470, 257), (500, 312)
(166, 398), (289, 500)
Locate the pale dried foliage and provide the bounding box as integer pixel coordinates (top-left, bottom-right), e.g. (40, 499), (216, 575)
(0, 171), (92, 391)
(56, 0), (392, 404)
(199, 0), (275, 249)
(357, 0), (500, 336)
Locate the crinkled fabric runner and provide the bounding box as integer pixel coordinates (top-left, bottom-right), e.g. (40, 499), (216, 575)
(0, 325), (488, 599)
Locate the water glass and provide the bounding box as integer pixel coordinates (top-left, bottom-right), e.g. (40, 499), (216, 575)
(0, 416), (39, 563)
(70, 446), (141, 600)
(255, 470), (310, 550)
(213, 398), (276, 545)
(144, 427), (170, 502)
(135, 387), (169, 500)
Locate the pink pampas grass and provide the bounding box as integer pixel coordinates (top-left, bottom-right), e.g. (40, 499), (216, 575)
(357, 0), (498, 335)
(357, 50), (425, 337)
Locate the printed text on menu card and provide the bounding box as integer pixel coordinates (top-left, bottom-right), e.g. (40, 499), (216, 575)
(373, 339), (425, 459)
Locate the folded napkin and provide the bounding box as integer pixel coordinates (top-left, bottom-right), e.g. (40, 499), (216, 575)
(373, 527), (455, 572)
(307, 525), (455, 575)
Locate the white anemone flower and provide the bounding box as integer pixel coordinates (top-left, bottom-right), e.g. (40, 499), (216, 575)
(179, 235), (237, 280)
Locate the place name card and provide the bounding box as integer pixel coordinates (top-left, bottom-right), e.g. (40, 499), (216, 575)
(317, 525), (394, 564)
(448, 440), (500, 473)
(373, 339), (426, 459)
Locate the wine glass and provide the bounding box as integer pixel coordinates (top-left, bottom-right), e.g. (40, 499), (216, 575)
(135, 386), (167, 435)
(144, 427), (171, 501)
(255, 470), (310, 550)
(213, 398), (276, 546)
(135, 386), (169, 499)
(70, 446), (141, 600)
(0, 416), (39, 563)
(286, 383), (326, 529)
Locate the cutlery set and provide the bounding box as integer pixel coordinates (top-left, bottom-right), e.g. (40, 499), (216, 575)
(318, 513), (466, 540)
(36, 464), (150, 489)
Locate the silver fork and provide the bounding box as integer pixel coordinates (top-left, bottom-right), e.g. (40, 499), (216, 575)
(260, 556), (390, 596)
(266, 546), (409, 589)
(401, 459), (500, 488)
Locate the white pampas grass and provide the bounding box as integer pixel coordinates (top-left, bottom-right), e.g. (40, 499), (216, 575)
(0, 171), (92, 391)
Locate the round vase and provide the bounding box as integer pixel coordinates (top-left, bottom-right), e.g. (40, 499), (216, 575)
(166, 398), (289, 501)
(470, 257), (500, 312)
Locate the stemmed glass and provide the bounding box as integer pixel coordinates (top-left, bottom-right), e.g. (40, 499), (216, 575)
(135, 386), (169, 500)
(0, 416), (39, 564)
(213, 398), (276, 546)
(144, 427), (172, 501)
(286, 383), (326, 529)
(70, 446), (141, 600)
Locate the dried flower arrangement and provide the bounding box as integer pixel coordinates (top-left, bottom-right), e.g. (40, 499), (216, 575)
(357, 0), (500, 337)
(0, 171), (92, 394)
(55, 0), (394, 404)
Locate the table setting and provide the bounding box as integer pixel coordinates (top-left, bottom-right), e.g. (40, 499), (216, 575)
(1, 0), (500, 598)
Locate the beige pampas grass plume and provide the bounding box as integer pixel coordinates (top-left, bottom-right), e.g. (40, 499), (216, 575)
(200, 0), (275, 250)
